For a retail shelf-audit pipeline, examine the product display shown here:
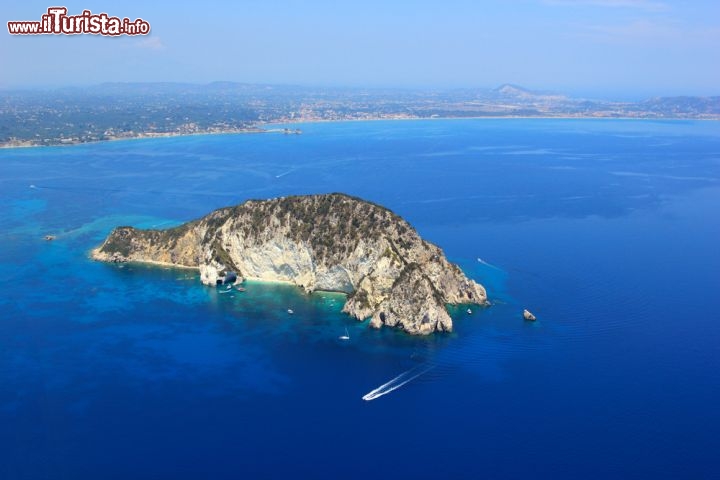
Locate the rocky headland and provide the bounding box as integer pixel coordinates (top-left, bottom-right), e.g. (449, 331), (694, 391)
(91, 193), (487, 334)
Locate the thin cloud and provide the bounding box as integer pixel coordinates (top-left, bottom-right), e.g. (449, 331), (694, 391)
(135, 36), (165, 51)
(543, 0), (670, 11)
(568, 19), (720, 47)
(585, 19), (678, 39)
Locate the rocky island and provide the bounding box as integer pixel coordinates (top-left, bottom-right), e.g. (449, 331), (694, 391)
(92, 193), (487, 334)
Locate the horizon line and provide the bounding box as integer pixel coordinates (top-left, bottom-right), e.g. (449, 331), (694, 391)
(0, 81), (718, 101)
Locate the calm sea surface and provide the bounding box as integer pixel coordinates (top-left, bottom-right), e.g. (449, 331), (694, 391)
(1, 119), (718, 479)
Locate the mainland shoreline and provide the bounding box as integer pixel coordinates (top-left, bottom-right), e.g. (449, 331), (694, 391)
(3, 114), (719, 150)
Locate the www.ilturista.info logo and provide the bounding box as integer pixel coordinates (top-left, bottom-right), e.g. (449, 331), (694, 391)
(7, 7), (150, 36)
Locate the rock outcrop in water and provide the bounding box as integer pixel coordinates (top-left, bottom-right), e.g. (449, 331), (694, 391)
(92, 193), (487, 334)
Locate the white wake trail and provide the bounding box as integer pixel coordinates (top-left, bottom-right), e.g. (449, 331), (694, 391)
(477, 257), (501, 270)
(362, 365), (434, 401)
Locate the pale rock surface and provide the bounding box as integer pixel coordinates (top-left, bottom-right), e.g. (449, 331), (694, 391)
(92, 194), (488, 334)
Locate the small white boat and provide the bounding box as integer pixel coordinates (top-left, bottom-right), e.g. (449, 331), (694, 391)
(287, 309), (294, 314)
(467, 308), (472, 314)
(339, 327), (350, 341)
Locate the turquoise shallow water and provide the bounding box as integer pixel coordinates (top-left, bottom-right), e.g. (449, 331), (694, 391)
(1, 119), (719, 479)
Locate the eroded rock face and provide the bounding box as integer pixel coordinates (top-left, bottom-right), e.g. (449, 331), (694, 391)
(92, 193), (488, 334)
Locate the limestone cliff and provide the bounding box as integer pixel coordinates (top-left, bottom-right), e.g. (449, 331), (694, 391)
(92, 193), (487, 334)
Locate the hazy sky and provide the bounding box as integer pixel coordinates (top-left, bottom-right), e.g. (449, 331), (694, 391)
(2, 0), (719, 97)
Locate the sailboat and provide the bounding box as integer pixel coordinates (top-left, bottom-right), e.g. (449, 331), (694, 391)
(339, 327), (350, 341)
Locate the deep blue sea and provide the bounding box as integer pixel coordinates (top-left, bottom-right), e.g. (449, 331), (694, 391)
(1, 119), (719, 479)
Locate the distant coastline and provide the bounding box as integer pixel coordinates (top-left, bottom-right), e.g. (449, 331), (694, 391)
(0, 126), (266, 149)
(3, 114), (718, 150)
(2, 82), (718, 149)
